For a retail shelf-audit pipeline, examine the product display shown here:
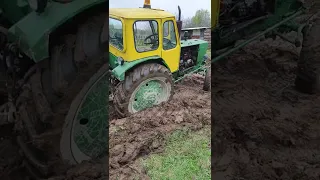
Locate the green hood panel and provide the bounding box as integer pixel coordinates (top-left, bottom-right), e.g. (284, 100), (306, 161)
(180, 39), (208, 47)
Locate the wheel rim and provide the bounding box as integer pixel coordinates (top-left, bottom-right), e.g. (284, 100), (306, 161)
(128, 77), (171, 113)
(68, 71), (109, 163)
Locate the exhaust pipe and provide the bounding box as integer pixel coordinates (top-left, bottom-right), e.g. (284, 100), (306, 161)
(176, 6), (182, 38)
(143, 0), (151, 8)
(178, 6), (181, 21)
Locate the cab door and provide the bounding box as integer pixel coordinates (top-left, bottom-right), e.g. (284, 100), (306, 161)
(161, 18), (181, 73)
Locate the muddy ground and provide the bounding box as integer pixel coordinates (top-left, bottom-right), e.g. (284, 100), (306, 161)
(108, 76), (211, 179)
(0, 72), (211, 179)
(213, 34), (320, 179)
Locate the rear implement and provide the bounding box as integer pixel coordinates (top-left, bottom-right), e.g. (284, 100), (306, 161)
(211, 0), (320, 94)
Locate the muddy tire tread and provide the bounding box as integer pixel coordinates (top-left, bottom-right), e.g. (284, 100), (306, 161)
(203, 67), (211, 91)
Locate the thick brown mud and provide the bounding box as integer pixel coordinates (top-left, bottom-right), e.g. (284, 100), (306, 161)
(109, 76), (211, 179)
(0, 74), (211, 180)
(44, 75), (212, 180)
(213, 35), (320, 180)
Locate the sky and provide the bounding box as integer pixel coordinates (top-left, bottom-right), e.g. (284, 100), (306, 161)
(109, 0), (211, 19)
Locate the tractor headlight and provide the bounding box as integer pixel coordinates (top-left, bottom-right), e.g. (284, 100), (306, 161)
(117, 57), (124, 66)
(28, 0), (48, 13)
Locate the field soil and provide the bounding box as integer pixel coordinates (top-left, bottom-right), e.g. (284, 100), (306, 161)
(0, 71), (211, 179)
(213, 33), (320, 180)
(108, 75), (211, 179)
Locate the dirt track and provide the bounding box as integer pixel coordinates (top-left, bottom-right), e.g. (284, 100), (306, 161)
(213, 34), (320, 179)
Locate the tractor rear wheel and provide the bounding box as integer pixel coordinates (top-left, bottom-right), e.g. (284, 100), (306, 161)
(113, 63), (174, 117)
(203, 66), (211, 91)
(295, 18), (320, 94)
(14, 13), (108, 177)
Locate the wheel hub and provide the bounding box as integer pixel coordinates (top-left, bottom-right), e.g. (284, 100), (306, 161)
(130, 77), (170, 113)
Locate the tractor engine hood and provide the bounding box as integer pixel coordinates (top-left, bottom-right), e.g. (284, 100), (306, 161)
(180, 39), (208, 47)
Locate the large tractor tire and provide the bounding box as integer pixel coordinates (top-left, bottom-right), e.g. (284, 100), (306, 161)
(203, 66), (211, 91)
(114, 63), (174, 117)
(0, 27), (8, 95)
(295, 18), (320, 94)
(14, 13), (108, 178)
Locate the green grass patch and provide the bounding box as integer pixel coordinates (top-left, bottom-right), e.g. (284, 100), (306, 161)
(206, 49), (211, 58)
(142, 127), (211, 180)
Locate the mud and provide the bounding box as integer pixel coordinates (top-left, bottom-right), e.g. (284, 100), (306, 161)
(109, 76), (211, 179)
(44, 74), (211, 180)
(0, 72), (211, 180)
(213, 34), (320, 180)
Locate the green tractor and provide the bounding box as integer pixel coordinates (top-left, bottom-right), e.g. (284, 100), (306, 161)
(109, 2), (210, 117)
(212, 0), (320, 94)
(0, 0), (210, 178)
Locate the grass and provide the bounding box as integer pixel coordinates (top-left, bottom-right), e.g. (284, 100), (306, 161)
(142, 127), (211, 180)
(206, 49), (211, 58)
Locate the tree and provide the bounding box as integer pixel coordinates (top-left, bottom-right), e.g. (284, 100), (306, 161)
(180, 9), (211, 28)
(182, 17), (193, 28)
(174, 8), (211, 28)
(191, 9), (211, 27)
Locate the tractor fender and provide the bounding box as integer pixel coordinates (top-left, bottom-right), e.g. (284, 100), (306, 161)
(7, 0), (106, 62)
(112, 56), (170, 81)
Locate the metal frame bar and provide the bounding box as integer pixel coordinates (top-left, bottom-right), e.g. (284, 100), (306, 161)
(211, 10), (304, 64)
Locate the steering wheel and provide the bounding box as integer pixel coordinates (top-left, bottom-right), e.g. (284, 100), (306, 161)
(163, 38), (171, 44)
(163, 38), (175, 50)
(109, 32), (123, 49)
(144, 34), (158, 45)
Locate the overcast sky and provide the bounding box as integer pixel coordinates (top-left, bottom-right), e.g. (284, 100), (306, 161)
(109, 0), (211, 19)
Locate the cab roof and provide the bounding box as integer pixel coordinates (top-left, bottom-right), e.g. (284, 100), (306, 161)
(109, 8), (176, 19)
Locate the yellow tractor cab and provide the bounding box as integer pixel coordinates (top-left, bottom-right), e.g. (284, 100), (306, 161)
(109, 7), (181, 72)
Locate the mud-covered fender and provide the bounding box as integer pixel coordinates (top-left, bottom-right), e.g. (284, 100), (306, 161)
(112, 56), (170, 81)
(7, 0), (105, 62)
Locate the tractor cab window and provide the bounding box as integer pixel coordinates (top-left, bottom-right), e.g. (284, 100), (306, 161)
(163, 20), (177, 50)
(109, 18), (124, 50)
(133, 20), (159, 52)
